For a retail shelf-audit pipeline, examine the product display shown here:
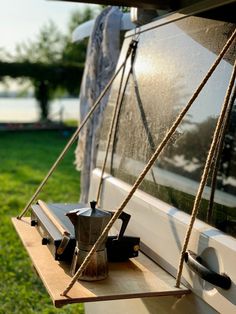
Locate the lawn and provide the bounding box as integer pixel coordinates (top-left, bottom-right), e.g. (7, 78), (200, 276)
(0, 130), (84, 314)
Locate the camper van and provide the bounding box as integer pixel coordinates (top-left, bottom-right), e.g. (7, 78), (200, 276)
(73, 1), (236, 313)
(13, 1), (235, 313)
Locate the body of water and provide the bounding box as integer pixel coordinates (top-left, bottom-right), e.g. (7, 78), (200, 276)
(0, 97), (80, 122)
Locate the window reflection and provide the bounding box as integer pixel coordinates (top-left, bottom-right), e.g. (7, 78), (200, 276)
(97, 16), (236, 237)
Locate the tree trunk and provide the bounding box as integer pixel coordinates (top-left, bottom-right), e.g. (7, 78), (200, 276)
(35, 81), (50, 121)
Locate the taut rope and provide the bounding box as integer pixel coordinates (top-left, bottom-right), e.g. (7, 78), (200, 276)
(175, 59), (236, 288)
(17, 41), (136, 219)
(96, 40), (138, 205)
(206, 85), (236, 223)
(62, 28), (236, 296)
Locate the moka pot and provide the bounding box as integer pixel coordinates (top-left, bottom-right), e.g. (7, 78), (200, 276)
(66, 201), (111, 281)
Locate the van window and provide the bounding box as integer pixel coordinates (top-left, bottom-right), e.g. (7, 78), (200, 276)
(96, 14), (236, 237)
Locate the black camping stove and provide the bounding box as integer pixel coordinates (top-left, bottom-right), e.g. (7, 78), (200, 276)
(31, 203), (82, 261)
(31, 202), (140, 263)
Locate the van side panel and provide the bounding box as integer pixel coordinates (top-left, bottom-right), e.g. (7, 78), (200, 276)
(86, 8), (236, 314)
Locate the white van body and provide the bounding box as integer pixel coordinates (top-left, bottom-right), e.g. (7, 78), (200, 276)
(77, 2), (236, 313)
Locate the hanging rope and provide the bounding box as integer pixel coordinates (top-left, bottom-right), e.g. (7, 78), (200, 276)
(17, 41), (136, 219)
(109, 37), (139, 174)
(61, 28), (236, 297)
(96, 40), (138, 205)
(175, 59), (236, 288)
(126, 2), (226, 39)
(206, 85), (236, 223)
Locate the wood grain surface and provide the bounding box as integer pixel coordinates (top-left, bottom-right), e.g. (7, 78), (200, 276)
(12, 217), (190, 308)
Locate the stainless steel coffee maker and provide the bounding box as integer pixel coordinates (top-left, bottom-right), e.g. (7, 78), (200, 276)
(66, 201), (111, 281)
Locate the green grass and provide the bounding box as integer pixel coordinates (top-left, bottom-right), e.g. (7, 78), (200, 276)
(0, 130), (84, 314)
(64, 119), (78, 127)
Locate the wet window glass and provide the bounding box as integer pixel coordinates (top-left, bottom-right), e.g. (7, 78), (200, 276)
(96, 14), (236, 237)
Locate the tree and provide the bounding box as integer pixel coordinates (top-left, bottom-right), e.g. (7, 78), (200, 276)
(62, 8), (95, 63)
(8, 7), (97, 121)
(14, 21), (64, 65)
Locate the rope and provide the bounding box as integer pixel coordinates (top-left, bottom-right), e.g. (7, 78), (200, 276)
(109, 40), (139, 173)
(206, 85), (236, 223)
(125, 1), (229, 39)
(17, 42), (134, 219)
(175, 59), (236, 288)
(61, 28), (236, 297)
(96, 40), (138, 204)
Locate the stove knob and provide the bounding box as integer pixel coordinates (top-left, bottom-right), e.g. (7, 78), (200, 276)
(42, 237), (50, 245)
(31, 219), (38, 226)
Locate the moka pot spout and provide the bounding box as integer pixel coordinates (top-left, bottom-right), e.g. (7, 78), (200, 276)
(65, 209), (80, 226)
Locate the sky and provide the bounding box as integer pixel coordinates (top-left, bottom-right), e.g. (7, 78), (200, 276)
(0, 0), (99, 54)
